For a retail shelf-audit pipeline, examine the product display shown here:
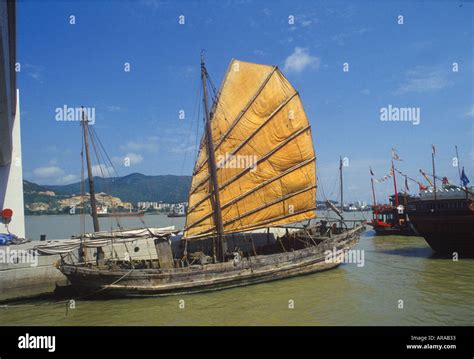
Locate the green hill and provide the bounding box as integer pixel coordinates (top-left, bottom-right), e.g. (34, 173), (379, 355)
(24, 173), (192, 204)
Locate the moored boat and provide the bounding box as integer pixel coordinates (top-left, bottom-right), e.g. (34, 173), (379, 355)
(368, 152), (418, 236)
(56, 55), (365, 297)
(405, 147), (474, 256)
(407, 187), (474, 255)
(370, 194), (418, 236)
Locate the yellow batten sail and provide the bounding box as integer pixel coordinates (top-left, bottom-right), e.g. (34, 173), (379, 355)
(184, 59), (316, 239)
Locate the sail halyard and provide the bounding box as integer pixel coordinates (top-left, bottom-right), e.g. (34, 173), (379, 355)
(184, 59), (317, 239)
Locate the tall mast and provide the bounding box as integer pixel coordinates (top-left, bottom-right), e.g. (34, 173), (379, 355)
(370, 177), (379, 220)
(371, 177), (377, 217)
(339, 156), (343, 212)
(391, 159), (399, 206)
(81, 107), (100, 233)
(431, 145), (437, 200)
(201, 53), (227, 261)
(455, 145), (462, 186)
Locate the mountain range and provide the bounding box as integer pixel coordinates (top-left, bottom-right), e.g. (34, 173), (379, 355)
(24, 173), (192, 204)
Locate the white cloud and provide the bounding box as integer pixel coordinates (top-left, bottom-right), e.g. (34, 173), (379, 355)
(24, 64), (44, 83)
(395, 66), (451, 95)
(33, 166), (64, 178)
(465, 106), (474, 118)
(106, 105), (121, 112)
(57, 174), (79, 184)
(32, 166), (78, 185)
(142, 0), (160, 11)
(171, 144), (197, 155)
(262, 8), (271, 17)
(283, 47), (320, 73)
(125, 152), (143, 164)
(120, 137), (159, 153)
(361, 89), (370, 95)
(113, 152), (144, 166)
(331, 28), (369, 46)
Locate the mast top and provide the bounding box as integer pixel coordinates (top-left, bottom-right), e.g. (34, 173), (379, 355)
(200, 49), (206, 68)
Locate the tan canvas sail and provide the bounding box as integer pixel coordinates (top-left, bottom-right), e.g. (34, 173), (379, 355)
(184, 59), (316, 239)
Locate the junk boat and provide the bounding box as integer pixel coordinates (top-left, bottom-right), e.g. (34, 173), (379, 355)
(407, 186), (474, 255)
(46, 56), (365, 297)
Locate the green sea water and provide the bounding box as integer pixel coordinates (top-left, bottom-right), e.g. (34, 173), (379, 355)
(0, 214), (473, 326)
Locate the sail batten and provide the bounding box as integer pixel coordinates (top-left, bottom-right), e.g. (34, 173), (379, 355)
(188, 90), (299, 198)
(219, 124), (312, 189)
(194, 66), (278, 177)
(189, 207), (318, 239)
(185, 181), (316, 233)
(184, 59), (317, 239)
(187, 155), (316, 216)
(223, 185), (317, 227)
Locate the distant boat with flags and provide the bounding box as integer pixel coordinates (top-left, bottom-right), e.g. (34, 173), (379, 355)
(406, 145), (474, 256)
(49, 55), (365, 297)
(368, 149), (418, 236)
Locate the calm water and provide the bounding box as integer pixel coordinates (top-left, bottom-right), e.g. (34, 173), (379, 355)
(1, 213), (473, 326)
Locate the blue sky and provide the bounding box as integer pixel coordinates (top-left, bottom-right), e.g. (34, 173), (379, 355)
(18, 0), (473, 203)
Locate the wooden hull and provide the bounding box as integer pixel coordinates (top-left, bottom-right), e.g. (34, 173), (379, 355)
(372, 224), (417, 236)
(407, 199), (474, 255)
(408, 212), (474, 255)
(60, 226), (364, 298)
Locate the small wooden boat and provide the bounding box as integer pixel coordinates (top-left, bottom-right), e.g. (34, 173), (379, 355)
(58, 55), (365, 297)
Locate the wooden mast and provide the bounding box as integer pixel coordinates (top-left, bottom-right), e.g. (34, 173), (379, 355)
(431, 145), (437, 200)
(201, 53), (227, 261)
(455, 145), (462, 187)
(371, 177), (377, 219)
(391, 159), (399, 207)
(81, 107), (100, 233)
(339, 156), (343, 212)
